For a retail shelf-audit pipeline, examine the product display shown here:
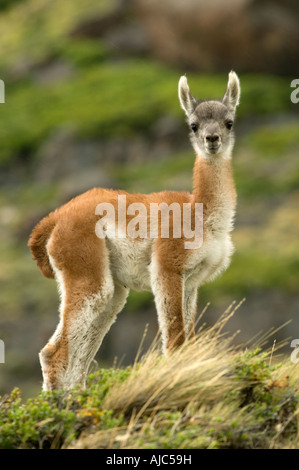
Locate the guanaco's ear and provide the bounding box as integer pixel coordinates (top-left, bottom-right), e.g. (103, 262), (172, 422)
(222, 71), (240, 112)
(178, 76), (197, 117)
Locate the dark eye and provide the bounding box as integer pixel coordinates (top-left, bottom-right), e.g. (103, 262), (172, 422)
(191, 123), (198, 133)
(226, 120), (233, 130)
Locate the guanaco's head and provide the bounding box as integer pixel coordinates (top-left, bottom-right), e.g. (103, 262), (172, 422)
(178, 71), (240, 160)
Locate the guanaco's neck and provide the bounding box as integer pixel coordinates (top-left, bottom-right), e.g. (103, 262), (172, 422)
(192, 154), (237, 233)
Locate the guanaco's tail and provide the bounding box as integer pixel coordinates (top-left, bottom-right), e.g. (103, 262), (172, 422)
(28, 213), (56, 279)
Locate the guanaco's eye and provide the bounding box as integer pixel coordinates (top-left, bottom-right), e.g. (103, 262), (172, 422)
(191, 123), (198, 132)
(226, 120), (233, 130)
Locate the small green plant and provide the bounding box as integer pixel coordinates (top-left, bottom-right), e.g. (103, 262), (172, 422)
(0, 368), (130, 449)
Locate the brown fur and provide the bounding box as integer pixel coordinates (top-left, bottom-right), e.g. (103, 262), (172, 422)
(28, 72), (240, 390)
(193, 156), (237, 219)
(28, 214), (56, 279)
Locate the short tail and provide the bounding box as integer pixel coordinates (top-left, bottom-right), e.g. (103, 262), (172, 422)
(28, 213), (56, 279)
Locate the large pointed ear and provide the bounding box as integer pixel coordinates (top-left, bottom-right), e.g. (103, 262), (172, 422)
(222, 71), (240, 113)
(178, 76), (197, 117)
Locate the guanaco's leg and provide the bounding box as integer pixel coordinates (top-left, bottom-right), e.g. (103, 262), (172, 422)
(40, 230), (128, 390)
(183, 285), (198, 339)
(151, 261), (185, 353)
(62, 281), (129, 390)
(85, 282), (129, 371)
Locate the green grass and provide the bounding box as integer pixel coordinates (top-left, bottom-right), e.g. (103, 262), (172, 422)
(0, 60), (177, 163)
(0, 368), (129, 449)
(0, 0), (296, 165)
(245, 123), (299, 158)
(201, 249), (299, 299)
(0, 0), (115, 72)
(234, 123), (299, 198)
(1, 313), (298, 449)
(0, 0), (24, 12)
(2, 69), (294, 163)
(110, 150), (194, 193)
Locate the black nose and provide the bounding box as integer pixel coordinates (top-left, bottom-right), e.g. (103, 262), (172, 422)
(206, 134), (219, 143)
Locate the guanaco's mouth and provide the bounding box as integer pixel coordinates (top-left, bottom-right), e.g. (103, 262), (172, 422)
(205, 144), (221, 155)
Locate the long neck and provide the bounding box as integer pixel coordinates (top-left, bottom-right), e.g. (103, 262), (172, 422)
(192, 154), (237, 233)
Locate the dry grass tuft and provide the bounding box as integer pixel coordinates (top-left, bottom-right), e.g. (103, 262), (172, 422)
(103, 302), (243, 419)
(69, 300), (299, 449)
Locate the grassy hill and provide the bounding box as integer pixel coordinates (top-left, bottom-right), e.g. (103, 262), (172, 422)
(1, 308), (298, 449)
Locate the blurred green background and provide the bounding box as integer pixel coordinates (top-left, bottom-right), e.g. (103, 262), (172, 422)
(0, 0), (298, 397)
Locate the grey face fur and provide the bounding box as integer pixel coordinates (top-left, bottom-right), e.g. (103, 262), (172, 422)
(178, 71), (240, 160)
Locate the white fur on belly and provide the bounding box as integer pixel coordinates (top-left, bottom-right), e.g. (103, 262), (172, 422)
(106, 236), (153, 291)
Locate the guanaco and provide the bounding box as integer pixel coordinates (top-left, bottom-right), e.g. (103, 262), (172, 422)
(29, 71), (240, 390)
